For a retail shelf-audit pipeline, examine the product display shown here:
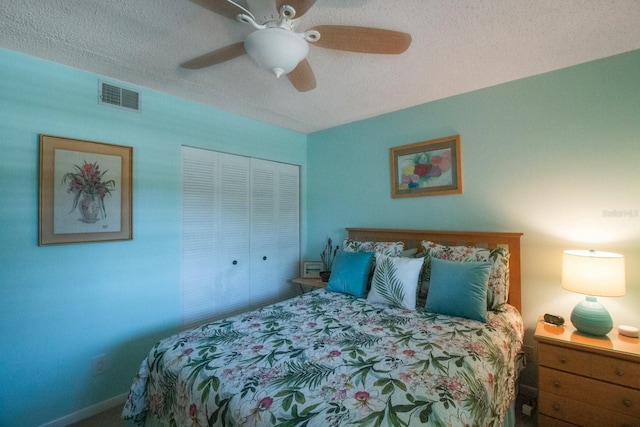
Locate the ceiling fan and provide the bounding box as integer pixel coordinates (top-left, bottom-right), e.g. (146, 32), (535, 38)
(181, 0), (412, 92)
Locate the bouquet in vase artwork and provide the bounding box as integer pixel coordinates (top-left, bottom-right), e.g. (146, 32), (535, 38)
(62, 161), (115, 221)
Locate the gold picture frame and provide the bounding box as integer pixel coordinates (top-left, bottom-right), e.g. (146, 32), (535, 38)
(39, 135), (133, 245)
(390, 134), (462, 198)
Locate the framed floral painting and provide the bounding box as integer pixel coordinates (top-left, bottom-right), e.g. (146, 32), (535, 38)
(389, 134), (462, 198)
(39, 135), (133, 245)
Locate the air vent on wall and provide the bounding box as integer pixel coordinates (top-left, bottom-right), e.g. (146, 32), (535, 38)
(98, 81), (141, 111)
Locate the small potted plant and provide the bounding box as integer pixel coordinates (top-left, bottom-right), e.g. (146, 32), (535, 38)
(320, 237), (338, 282)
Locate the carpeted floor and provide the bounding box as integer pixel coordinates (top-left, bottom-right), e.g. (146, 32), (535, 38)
(68, 406), (126, 426)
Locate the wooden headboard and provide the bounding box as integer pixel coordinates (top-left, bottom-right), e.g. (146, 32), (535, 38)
(346, 228), (523, 313)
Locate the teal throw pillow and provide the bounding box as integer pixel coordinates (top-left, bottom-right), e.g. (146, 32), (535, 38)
(425, 258), (491, 322)
(326, 251), (374, 298)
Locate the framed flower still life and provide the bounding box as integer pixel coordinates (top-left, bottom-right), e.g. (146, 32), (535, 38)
(39, 135), (133, 245)
(389, 134), (462, 198)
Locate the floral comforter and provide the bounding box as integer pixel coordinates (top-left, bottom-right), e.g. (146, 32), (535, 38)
(123, 290), (523, 426)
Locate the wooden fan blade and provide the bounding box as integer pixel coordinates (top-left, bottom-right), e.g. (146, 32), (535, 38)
(188, 0), (243, 20)
(310, 25), (411, 54)
(181, 42), (246, 69)
(287, 59), (316, 92)
(276, 0), (317, 18)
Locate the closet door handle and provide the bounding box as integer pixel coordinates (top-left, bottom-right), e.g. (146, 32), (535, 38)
(263, 256), (267, 261)
(232, 260), (238, 265)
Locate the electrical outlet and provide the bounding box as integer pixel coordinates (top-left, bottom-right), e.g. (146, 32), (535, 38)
(92, 354), (107, 377)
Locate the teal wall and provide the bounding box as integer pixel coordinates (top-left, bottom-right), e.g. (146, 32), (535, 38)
(2, 46), (639, 425)
(0, 49), (306, 426)
(307, 49), (640, 387)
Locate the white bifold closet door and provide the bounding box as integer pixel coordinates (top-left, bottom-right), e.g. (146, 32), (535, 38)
(181, 147), (299, 327)
(250, 158), (301, 306)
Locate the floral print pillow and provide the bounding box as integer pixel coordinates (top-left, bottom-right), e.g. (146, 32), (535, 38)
(419, 241), (510, 310)
(341, 239), (404, 256)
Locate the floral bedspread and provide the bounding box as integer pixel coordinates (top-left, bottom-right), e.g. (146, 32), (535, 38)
(123, 290), (523, 427)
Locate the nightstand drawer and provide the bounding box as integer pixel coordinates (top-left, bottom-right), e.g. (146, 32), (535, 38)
(540, 367), (640, 418)
(538, 413), (576, 427)
(538, 342), (590, 375)
(537, 414), (577, 427)
(591, 352), (640, 389)
(539, 391), (640, 427)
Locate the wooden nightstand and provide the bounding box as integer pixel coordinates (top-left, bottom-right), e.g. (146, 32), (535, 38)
(290, 277), (326, 294)
(534, 317), (640, 426)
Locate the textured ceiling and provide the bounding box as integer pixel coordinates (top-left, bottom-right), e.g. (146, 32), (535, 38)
(2, 0), (640, 133)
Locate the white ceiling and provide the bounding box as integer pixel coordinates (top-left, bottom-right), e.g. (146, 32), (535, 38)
(2, 0), (640, 134)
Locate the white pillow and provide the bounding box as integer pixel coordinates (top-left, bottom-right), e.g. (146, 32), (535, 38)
(367, 253), (423, 309)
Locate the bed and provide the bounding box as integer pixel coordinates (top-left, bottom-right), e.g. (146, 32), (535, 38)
(123, 228), (524, 426)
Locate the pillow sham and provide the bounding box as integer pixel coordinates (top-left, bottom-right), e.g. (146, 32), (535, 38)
(326, 251), (374, 298)
(424, 258), (492, 322)
(367, 253), (422, 309)
(419, 240), (510, 309)
(342, 239), (404, 257)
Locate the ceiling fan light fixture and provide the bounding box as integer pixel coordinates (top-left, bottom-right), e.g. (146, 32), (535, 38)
(244, 28), (309, 78)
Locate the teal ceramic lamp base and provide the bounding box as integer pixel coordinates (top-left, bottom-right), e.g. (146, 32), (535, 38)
(570, 296), (613, 336)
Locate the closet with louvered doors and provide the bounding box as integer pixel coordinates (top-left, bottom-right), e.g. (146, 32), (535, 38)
(181, 147), (300, 327)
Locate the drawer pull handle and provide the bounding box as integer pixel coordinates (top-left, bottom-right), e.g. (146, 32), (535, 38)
(553, 381), (561, 388)
(623, 399), (632, 407)
(615, 368), (624, 376)
(559, 357), (567, 364)
(552, 403), (561, 411)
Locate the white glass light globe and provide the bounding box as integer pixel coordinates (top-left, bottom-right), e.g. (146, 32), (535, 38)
(244, 28), (309, 78)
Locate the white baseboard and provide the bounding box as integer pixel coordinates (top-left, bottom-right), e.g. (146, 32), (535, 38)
(39, 392), (128, 427)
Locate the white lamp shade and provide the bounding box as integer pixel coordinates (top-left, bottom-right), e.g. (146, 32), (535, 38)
(244, 28), (309, 78)
(562, 250), (626, 297)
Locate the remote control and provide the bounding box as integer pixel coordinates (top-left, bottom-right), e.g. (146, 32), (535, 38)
(543, 313), (565, 326)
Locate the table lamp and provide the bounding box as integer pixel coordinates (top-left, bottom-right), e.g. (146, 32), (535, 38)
(562, 249), (626, 336)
